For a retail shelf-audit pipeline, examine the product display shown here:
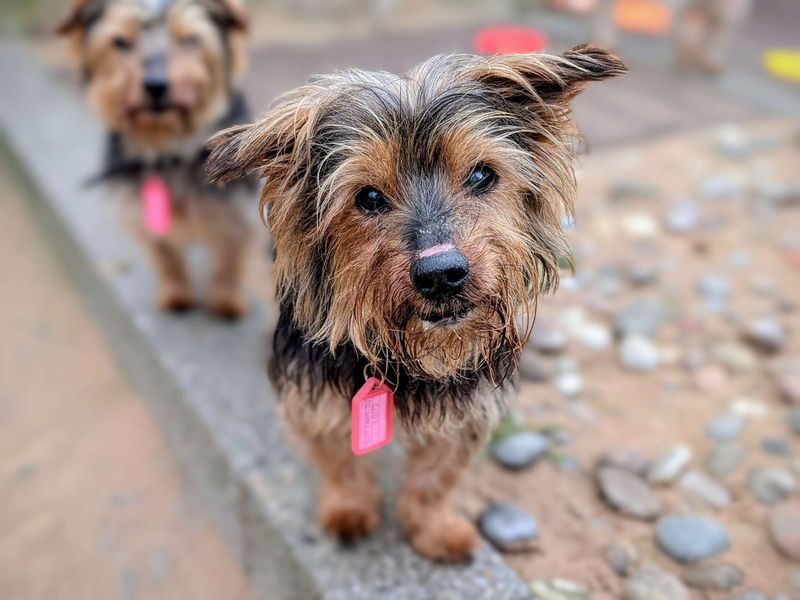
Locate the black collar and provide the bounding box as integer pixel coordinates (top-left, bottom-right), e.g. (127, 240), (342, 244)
(88, 91), (250, 185)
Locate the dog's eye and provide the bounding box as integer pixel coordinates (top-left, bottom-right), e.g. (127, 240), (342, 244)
(466, 164), (496, 193)
(355, 187), (389, 214)
(112, 36), (133, 52)
(178, 35), (201, 49)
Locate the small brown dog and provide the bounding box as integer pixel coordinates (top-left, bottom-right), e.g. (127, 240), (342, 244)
(207, 45), (626, 560)
(59, 0), (254, 318)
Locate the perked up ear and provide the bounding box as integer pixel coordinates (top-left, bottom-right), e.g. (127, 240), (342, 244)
(205, 89), (315, 185)
(207, 0), (250, 32)
(56, 0), (106, 35)
(474, 44), (627, 108)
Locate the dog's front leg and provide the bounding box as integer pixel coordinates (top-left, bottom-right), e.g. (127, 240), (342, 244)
(397, 418), (488, 561)
(281, 386), (381, 541)
(146, 238), (194, 312)
(207, 230), (249, 320)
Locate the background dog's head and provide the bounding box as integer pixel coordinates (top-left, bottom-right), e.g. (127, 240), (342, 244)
(207, 46), (626, 380)
(59, 0), (248, 147)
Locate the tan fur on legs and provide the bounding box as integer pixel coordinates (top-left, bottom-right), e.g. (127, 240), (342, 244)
(281, 384), (381, 541)
(397, 418), (489, 561)
(146, 238), (194, 311)
(207, 230), (249, 320)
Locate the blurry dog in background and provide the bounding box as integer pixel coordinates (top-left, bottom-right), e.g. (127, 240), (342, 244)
(59, 0), (254, 318)
(207, 45), (625, 560)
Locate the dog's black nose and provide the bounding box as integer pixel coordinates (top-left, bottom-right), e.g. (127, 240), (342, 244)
(144, 77), (169, 104)
(411, 247), (469, 301)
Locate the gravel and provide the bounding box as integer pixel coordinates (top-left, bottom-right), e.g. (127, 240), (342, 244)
(624, 566), (689, 600)
(492, 432), (551, 471)
(478, 503), (539, 551)
(597, 466), (662, 521)
(655, 515), (731, 563)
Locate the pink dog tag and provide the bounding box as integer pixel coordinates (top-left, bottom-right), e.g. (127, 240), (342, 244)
(142, 174), (172, 236)
(351, 377), (394, 455)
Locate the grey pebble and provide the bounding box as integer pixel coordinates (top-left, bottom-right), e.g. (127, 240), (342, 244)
(747, 466), (797, 505)
(655, 514), (730, 563)
(619, 335), (661, 372)
(682, 562), (744, 591)
(597, 466), (662, 521)
(492, 432), (551, 471)
(519, 350), (551, 383)
(762, 437), (793, 457)
(786, 407), (800, 437)
(478, 503), (539, 551)
(624, 566), (689, 600)
(705, 443), (748, 478)
(614, 297), (668, 339)
(530, 319), (567, 354)
(665, 199), (700, 234)
(705, 413), (746, 442)
(600, 448), (650, 475)
(678, 470), (732, 510)
(698, 275), (733, 312)
(529, 578), (590, 600)
(648, 444), (693, 485)
(741, 317), (785, 354)
(603, 540), (639, 576)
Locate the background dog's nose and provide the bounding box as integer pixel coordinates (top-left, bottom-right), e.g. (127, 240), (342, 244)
(143, 77), (169, 104)
(411, 249), (469, 301)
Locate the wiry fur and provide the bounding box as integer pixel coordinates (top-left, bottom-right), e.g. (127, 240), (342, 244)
(207, 45), (626, 559)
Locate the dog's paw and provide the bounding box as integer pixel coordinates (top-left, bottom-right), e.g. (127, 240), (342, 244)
(319, 482), (380, 543)
(158, 287), (195, 313)
(407, 511), (478, 562)
(320, 504), (379, 542)
(207, 294), (247, 321)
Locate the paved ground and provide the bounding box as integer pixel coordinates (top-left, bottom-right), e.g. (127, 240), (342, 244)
(0, 158), (252, 600)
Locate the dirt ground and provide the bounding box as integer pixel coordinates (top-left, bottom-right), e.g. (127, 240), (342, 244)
(460, 120), (800, 598)
(0, 161), (252, 600)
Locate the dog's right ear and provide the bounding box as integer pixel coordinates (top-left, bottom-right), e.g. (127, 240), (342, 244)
(206, 90), (317, 185)
(57, 0), (106, 35)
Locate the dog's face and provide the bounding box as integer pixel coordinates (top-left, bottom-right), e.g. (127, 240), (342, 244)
(208, 46), (625, 379)
(59, 0), (247, 146)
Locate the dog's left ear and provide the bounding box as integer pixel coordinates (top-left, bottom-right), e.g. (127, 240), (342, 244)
(207, 0), (249, 32)
(473, 44), (627, 109)
(56, 0), (106, 36)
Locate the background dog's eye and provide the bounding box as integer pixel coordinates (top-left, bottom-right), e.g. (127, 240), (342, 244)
(112, 36), (133, 52)
(178, 35), (201, 49)
(466, 164), (496, 193)
(355, 187), (389, 214)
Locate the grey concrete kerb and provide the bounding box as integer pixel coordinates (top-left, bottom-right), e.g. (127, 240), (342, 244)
(0, 43), (531, 600)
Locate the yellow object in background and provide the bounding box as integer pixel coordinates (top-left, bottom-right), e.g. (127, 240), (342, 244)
(764, 50), (800, 83)
(613, 0), (672, 35)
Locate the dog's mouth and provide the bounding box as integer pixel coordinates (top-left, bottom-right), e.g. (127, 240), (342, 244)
(418, 304), (473, 330)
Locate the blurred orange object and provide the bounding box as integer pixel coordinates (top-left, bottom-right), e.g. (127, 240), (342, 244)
(473, 26), (548, 55)
(613, 0), (672, 35)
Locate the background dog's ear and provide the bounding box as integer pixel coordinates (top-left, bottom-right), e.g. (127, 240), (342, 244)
(57, 0), (106, 35)
(206, 92), (315, 185)
(208, 0), (249, 32)
(473, 44), (627, 109)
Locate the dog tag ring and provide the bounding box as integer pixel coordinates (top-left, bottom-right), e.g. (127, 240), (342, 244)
(351, 377), (394, 455)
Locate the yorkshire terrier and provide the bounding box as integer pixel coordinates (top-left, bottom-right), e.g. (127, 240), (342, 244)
(59, 0), (254, 318)
(207, 45), (626, 560)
